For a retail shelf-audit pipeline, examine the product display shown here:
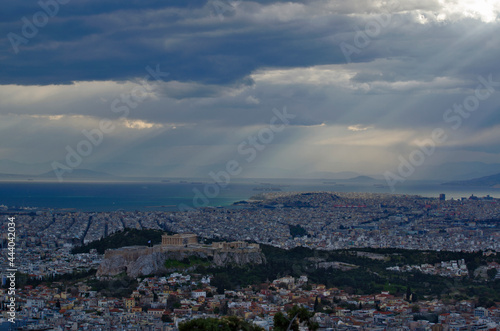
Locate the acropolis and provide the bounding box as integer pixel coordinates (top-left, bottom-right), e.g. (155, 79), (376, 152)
(161, 233), (260, 252)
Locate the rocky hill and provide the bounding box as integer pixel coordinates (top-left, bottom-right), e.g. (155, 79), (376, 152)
(97, 245), (266, 277)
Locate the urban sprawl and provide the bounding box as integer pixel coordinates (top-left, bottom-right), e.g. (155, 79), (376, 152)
(1, 192), (500, 330)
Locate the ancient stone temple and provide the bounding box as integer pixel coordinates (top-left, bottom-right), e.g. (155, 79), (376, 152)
(161, 233), (198, 246)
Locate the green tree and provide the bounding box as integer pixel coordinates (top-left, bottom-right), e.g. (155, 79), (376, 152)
(273, 312), (290, 331)
(405, 285), (412, 301)
(153, 291), (158, 302)
(212, 274), (232, 294)
(273, 305), (319, 331)
(221, 301), (229, 315)
(289, 224), (307, 238)
(178, 316), (264, 331)
(487, 268), (497, 280)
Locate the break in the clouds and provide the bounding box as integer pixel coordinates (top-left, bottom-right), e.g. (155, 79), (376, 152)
(1, 0), (500, 180)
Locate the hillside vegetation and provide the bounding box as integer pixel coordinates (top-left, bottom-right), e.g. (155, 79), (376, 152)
(71, 228), (172, 254)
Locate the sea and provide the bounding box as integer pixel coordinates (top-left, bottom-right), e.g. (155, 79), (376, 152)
(0, 179), (499, 212)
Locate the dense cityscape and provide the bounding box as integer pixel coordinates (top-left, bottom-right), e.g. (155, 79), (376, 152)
(1, 192), (500, 330)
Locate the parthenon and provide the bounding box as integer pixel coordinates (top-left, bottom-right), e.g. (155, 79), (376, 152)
(161, 233), (198, 246)
(160, 233), (260, 252)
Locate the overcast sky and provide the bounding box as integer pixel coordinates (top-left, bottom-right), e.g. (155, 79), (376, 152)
(1, 0), (500, 179)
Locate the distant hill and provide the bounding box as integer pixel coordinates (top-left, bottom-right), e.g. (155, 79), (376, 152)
(346, 175), (377, 182)
(306, 171), (361, 180)
(442, 172), (500, 187)
(420, 162), (500, 181)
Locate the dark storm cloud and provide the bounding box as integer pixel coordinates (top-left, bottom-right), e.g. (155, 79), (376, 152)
(0, 0), (352, 85)
(0, 0), (205, 23)
(2, 0), (500, 177)
(3, 0), (499, 90)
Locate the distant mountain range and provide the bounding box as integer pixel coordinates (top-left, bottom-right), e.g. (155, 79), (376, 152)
(0, 169), (118, 181)
(414, 162), (500, 181)
(0, 158), (498, 183)
(442, 172), (500, 188)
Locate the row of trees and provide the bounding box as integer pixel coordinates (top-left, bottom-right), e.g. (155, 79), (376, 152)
(178, 306), (318, 331)
(179, 316), (263, 331)
(195, 244), (500, 304)
(71, 228), (169, 254)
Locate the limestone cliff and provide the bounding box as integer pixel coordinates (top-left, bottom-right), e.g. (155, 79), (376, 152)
(96, 245), (266, 278)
